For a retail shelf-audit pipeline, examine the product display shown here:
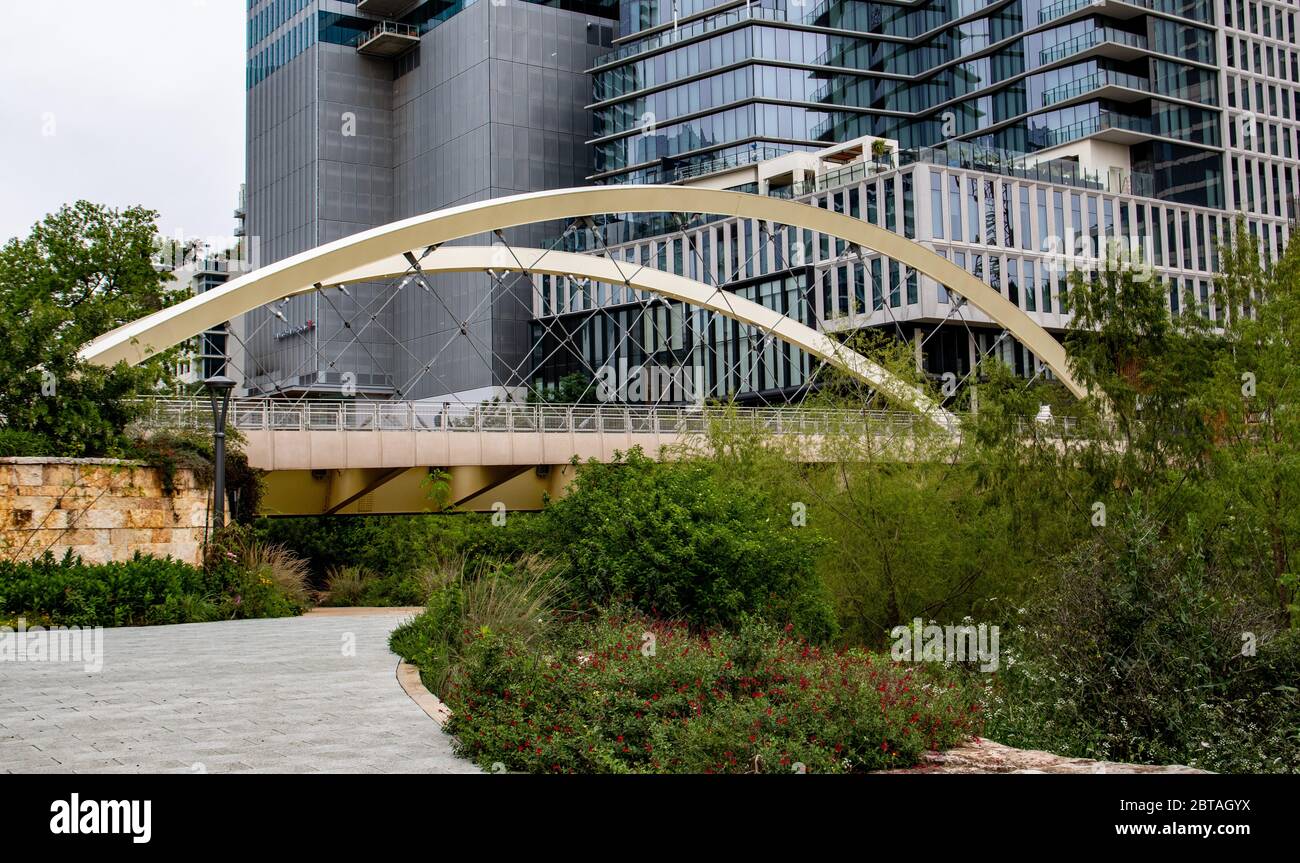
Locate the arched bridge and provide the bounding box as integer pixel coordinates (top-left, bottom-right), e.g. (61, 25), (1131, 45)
(90, 185), (1085, 515)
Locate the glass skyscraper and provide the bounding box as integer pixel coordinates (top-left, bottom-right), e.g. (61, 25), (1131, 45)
(589, 0), (1268, 212)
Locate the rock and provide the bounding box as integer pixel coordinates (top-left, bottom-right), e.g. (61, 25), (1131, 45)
(878, 738), (1210, 774)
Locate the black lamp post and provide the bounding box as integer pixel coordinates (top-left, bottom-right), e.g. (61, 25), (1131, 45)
(204, 375), (236, 531)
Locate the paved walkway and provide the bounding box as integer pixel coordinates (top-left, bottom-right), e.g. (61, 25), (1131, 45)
(0, 610), (478, 773)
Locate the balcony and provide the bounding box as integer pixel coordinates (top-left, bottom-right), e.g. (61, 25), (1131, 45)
(1039, 0), (1103, 24)
(1040, 0), (1160, 24)
(1041, 69), (1150, 107)
(768, 156), (897, 200)
(1036, 109), (1152, 149)
(1039, 27), (1147, 67)
(356, 0), (417, 16)
(658, 146), (792, 184)
(591, 5), (784, 71)
(355, 21), (420, 58)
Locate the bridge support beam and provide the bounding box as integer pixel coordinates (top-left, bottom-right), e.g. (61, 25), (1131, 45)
(261, 464), (577, 516)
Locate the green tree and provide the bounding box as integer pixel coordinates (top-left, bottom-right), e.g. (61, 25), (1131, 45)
(1062, 254), (1219, 484)
(0, 202), (179, 456)
(1200, 224), (1300, 619)
(529, 371), (597, 404)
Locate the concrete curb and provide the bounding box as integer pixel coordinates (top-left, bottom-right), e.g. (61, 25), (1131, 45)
(306, 606), (424, 617)
(396, 660), (453, 727)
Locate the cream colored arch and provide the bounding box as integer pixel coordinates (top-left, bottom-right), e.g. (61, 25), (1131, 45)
(80, 184), (1080, 398)
(319, 246), (955, 427)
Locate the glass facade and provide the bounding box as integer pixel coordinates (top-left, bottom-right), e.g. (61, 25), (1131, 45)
(248, 0), (617, 88)
(590, 0), (1228, 205)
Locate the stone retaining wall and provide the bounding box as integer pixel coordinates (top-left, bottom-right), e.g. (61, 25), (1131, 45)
(0, 458), (210, 567)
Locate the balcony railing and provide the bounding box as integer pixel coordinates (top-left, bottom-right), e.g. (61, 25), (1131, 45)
(1038, 0), (1103, 24)
(355, 21), (420, 57)
(651, 146), (793, 184)
(1040, 69), (1150, 106)
(1039, 27), (1147, 66)
(1037, 109), (1152, 148)
(591, 5), (785, 71)
(769, 155), (897, 199)
(763, 139), (1155, 199)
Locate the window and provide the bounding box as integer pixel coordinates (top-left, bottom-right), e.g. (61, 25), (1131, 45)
(1019, 186), (1032, 251)
(931, 174), (945, 239)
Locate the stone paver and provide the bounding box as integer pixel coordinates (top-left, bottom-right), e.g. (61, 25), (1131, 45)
(0, 611), (478, 773)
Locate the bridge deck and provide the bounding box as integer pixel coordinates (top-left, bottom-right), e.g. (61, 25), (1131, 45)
(137, 399), (944, 471)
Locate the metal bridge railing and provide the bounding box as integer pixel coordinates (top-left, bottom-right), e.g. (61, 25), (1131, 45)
(130, 399), (940, 437)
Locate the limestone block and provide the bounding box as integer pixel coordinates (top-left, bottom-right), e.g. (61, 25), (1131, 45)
(77, 507), (126, 530)
(75, 545), (113, 565)
(125, 508), (168, 530)
(33, 509), (68, 531)
(60, 528), (104, 547)
(111, 528), (158, 548)
(14, 465), (43, 486)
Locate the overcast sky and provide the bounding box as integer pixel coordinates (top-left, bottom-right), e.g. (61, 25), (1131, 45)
(0, 1), (246, 245)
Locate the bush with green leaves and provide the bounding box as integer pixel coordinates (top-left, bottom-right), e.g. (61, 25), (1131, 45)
(0, 530), (314, 628)
(389, 555), (561, 696)
(1, 551), (224, 628)
(256, 511), (538, 603)
(535, 447), (835, 641)
(981, 513), (1300, 773)
(0, 430), (56, 458)
(434, 612), (981, 774)
(201, 526), (312, 619)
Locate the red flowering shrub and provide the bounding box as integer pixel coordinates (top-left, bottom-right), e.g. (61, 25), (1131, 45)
(444, 613), (982, 773)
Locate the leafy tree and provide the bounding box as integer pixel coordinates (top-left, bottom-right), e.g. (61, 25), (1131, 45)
(1062, 254), (1220, 483)
(0, 202), (179, 456)
(985, 512), (1300, 772)
(1200, 224), (1300, 619)
(529, 371), (597, 404)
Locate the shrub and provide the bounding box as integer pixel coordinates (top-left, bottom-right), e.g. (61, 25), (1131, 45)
(0, 551), (220, 628)
(0, 529), (316, 628)
(256, 511), (538, 597)
(535, 448), (835, 641)
(389, 554), (561, 696)
(0, 429), (55, 457)
(982, 514), (1300, 773)
(435, 613), (981, 774)
(323, 565), (373, 607)
(230, 536), (312, 617)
